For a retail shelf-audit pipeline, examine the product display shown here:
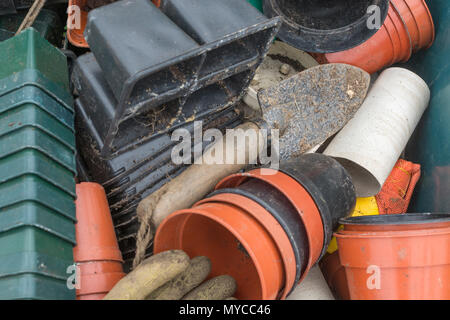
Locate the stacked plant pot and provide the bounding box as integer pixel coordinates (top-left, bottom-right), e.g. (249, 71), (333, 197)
(335, 213), (450, 300)
(73, 0), (281, 270)
(0, 29), (76, 299)
(154, 154), (357, 300)
(316, 0), (435, 74)
(74, 183), (125, 300)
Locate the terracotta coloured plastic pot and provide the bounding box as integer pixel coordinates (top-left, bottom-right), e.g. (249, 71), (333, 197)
(196, 193), (296, 300)
(67, 0), (89, 48)
(319, 252), (350, 300)
(74, 183), (123, 263)
(335, 213), (450, 300)
(154, 202), (284, 300)
(215, 169), (324, 284)
(208, 179), (308, 295)
(76, 261), (125, 299)
(321, 4), (410, 74)
(391, 0), (435, 52)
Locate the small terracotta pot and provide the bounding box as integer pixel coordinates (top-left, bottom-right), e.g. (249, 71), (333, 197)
(196, 193), (296, 300)
(335, 213), (450, 300)
(391, 0), (435, 52)
(215, 169), (324, 283)
(154, 202), (284, 300)
(74, 182), (123, 263)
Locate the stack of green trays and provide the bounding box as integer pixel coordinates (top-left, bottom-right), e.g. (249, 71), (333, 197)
(0, 28), (76, 300)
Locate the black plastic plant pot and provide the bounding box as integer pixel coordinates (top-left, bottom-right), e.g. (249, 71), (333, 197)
(209, 178), (309, 290)
(263, 0), (389, 53)
(279, 153), (356, 259)
(339, 213), (450, 226)
(82, 0), (279, 157)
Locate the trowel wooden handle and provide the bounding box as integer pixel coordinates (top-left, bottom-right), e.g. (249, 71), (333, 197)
(137, 121), (264, 228)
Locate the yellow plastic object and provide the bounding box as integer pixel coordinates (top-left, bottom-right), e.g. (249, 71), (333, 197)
(327, 197), (379, 254)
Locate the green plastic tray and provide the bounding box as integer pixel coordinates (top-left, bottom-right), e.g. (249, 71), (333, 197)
(0, 9), (62, 45)
(0, 28), (72, 108)
(0, 126), (76, 173)
(0, 175), (75, 221)
(0, 149), (76, 197)
(0, 104), (75, 150)
(0, 251), (74, 281)
(0, 86), (74, 130)
(0, 226), (73, 262)
(0, 273), (75, 300)
(0, 201), (76, 242)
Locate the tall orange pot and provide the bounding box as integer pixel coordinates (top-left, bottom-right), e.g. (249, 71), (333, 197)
(74, 183), (125, 300)
(335, 213), (450, 300)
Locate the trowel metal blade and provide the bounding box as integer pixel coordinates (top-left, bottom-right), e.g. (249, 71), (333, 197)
(257, 63), (371, 160)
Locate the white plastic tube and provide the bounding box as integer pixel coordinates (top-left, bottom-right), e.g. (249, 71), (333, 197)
(324, 67), (430, 197)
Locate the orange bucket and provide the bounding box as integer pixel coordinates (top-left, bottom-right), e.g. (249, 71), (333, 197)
(154, 202), (284, 300)
(335, 214), (450, 300)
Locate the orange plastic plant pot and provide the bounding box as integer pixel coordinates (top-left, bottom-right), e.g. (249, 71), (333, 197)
(77, 260), (124, 275)
(154, 203), (284, 300)
(74, 183), (123, 263)
(196, 193), (296, 300)
(391, 0), (435, 52)
(390, 2), (413, 62)
(77, 271), (125, 298)
(67, 0), (89, 48)
(335, 218), (450, 300)
(67, 0), (161, 48)
(319, 252), (350, 300)
(78, 293), (108, 300)
(323, 5), (407, 74)
(215, 169), (324, 283)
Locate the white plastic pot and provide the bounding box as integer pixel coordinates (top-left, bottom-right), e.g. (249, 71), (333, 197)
(324, 67), (430, 197)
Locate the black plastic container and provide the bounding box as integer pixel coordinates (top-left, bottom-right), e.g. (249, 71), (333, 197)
(72, 52), (256, 158)
(263, 0), (389, 53)
(81, 0), (280, 157)
(339, 213), (450, 226)
(279, 153), (356, 259)
(76, 106), (243, 268)
(209, 178), (309, 289)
